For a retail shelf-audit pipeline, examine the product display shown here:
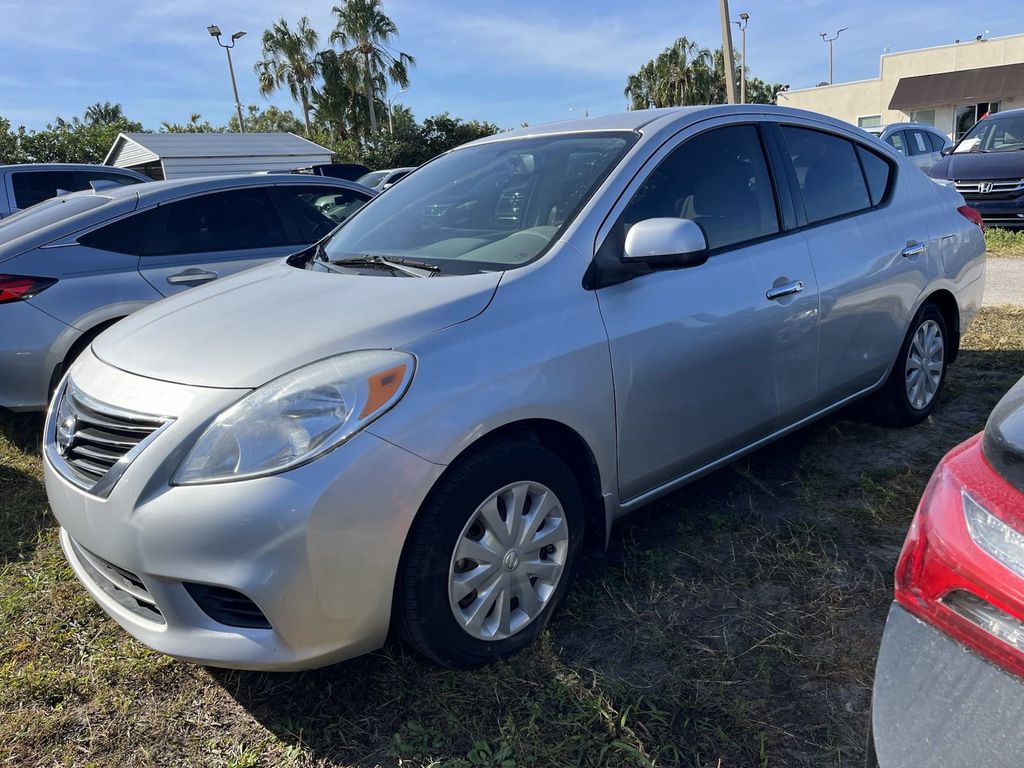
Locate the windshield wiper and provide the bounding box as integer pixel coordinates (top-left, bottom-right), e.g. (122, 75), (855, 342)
(331, 254), (440, 278)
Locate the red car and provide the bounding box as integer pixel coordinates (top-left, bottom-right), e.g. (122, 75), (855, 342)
(869, 378), (1024, 766)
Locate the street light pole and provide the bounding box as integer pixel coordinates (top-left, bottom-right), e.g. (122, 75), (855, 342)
(718, 0), (739, 104)
(733, 12), (750, 104)
(387, 87), (408, 134)
(819, 27), (848, 85)
(208, 25), (247, 132)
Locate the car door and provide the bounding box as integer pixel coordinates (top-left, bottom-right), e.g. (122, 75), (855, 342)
(137, 186), (299, 297)
(906, 128), (937, 171)
(595, 120), (820, 501)
(777, 124), (927, 405)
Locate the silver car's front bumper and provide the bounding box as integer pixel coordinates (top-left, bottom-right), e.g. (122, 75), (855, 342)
(871, 603), (1024, 767)
(44, 351), (444, 670)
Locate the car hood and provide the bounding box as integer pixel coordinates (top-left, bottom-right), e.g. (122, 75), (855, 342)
(92, 260), (502, 389)
(983, 376), (1024, 493)
(930, 151), (1024, 180)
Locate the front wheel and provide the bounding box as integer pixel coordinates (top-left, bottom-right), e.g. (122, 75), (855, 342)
(396, 441), (584, 669)
(871, 303), (948, 427)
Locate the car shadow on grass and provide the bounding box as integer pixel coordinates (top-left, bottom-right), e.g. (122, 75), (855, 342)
(0, 409), (51, 566)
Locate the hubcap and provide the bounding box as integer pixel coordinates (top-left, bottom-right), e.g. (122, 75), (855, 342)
(448, 481), (569, 641)
(905, 319), (944, 411)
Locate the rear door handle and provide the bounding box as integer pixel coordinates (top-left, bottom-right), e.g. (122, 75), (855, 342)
(902, 242), (927, 258)
(766, 280), (804, 301)
(166, 268), (218, 285)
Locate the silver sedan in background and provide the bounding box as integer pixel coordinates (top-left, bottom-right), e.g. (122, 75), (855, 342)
(44, 105), (985, 672)
(0, 174), (374, 410)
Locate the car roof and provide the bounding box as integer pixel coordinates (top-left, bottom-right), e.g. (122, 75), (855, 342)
(458, 104), (871, 149)
(0, 163), (148, 174)
(64, 173), (375, 206)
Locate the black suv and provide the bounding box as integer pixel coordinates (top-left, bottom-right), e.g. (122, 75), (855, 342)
(929, 108), (1024, 229)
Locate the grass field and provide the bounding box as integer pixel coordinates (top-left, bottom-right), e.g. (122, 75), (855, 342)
(3, 306), (1024, 768)
(986, 227), (1024, 258)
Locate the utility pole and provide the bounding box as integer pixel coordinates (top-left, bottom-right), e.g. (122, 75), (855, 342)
(819, 27), (848, 85)
(719, 0), (739, 104)
(208, 25), (247, 132)
(734, 12), (750, 104)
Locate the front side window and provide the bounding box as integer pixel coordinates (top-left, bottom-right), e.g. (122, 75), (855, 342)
(278, 185), (371, 241)
(11, 170), (77, 209)
(146, 188), (289, 256)
(954, 113), (1024, 154)
(885, 131), (907, 155)
(612, 124), (779, 252)
(321, 132), (633, 273)
(781, 126), (871, 224)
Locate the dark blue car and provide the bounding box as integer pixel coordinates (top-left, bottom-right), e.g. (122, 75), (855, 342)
(929, 108), (1024, 229)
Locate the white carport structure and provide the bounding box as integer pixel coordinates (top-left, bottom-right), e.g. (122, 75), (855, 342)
(103, 132), (333, 180)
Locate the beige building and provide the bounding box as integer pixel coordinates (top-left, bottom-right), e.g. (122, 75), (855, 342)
(778, 33), (1024, 140)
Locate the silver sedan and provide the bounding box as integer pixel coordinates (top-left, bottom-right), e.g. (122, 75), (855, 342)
(43, 105), (985, 671)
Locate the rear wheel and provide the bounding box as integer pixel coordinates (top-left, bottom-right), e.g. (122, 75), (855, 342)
(396, 441), (584, 669)
(871, 304), (947, 427)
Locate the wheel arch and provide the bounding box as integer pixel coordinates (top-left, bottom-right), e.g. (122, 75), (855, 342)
(48, 316), (125, 395)
(920, 288), (960, 364)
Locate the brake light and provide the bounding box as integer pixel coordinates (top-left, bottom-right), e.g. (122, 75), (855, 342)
(0, 274), (57, 304)
(895, 433), (1024, 678)
(958, 205), (985, 231)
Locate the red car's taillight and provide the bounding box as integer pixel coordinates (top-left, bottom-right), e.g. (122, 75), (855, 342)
(0, 274), (57, 304)
(895, 433), (1024, 678)
(958, 205), (985, 231)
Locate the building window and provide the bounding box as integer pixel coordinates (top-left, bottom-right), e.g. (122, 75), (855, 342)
(910, 109), (936, 126)
(857, 115), (882, 128)
(955, 102), (1002, 141)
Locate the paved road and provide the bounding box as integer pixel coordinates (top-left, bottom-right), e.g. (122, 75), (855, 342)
(983, 258), (1024, 307)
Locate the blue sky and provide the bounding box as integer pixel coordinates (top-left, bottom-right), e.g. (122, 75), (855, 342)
(2, 0), (1023, 131)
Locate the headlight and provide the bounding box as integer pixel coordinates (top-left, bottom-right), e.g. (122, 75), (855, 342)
(173, 350), (414, 485)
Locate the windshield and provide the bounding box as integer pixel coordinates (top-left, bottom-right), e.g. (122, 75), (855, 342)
(954, 114), (1024, 153)
(357, 171), (388, 187)
(322, 132), (633, 273)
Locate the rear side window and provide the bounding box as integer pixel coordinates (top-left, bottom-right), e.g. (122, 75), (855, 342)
(145, 188), (289, 256)
(78, 209), (158, 255)
(926, 132), (947, 152)
(781, 126), (872, 224)
(907, 130), (931, 156)
(11, 170), (77, 209)
(276, 185), (371, 242)
(616, 124), (779, 251)
(856, 146), (893, 206)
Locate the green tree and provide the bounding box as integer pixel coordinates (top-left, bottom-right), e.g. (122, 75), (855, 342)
(83, 101), (126, 126)
(625, 39), (786, 107)
(313, 48), (384, 141)
(228, 104), (305, 133)
(330, 0), (414, 138)
(160, 113), (222, 133)
(254, 17), (320, 135)
(4, 114), (143, 163)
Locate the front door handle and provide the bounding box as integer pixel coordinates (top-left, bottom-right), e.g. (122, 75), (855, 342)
(166, 268), (218, 285)
(766, 280), (804, 301)
(902, 242), (927, 258)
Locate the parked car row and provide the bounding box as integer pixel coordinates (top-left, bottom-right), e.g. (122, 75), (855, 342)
(0, 174), (373, 410)
(3, 104), (1010, 767)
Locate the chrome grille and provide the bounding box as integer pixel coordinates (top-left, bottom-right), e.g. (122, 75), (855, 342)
(954, 178), (1024, 199)
(45, 380), (171, 497)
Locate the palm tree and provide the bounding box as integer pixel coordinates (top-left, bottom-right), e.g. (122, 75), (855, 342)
(624, 38), (713, 109)
(330, 0), (415, 137)
(254, 17), (320, 134)
(83, 101), (125, 126)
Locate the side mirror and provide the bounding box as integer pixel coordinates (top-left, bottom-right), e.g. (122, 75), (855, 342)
(623, 217), (709, 268)
(940, 146), (953, 157)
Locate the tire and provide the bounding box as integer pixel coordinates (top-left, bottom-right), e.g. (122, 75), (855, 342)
(871, 303), (948, 427)
(396, 440), (585, 669)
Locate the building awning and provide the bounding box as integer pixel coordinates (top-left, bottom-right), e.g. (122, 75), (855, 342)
(888, 63), (1024, 110)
